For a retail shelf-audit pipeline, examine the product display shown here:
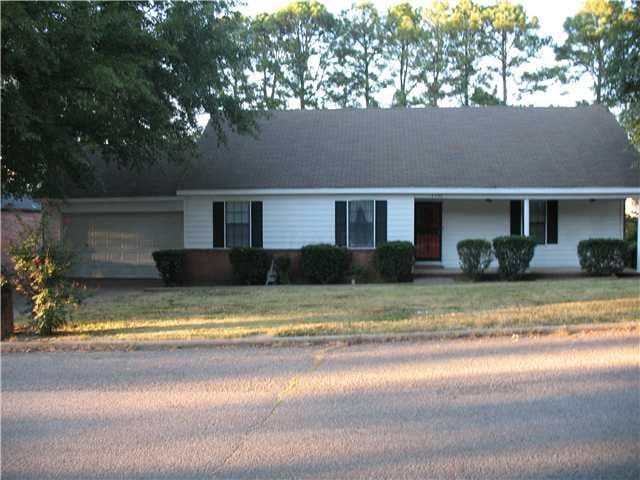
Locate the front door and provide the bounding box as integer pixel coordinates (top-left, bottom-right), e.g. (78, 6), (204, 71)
(415, 202), (442, 261)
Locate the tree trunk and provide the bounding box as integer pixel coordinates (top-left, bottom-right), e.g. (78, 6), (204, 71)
(463, 34), (470, 106)
(501, 30), (508, 105)
(1, 285), (14, 340)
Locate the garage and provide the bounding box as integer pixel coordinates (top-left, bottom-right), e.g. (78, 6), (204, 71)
(63, 212), (184, 278)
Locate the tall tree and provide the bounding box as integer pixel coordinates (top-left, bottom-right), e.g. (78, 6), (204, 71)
(250, 13), (288, 109)
(327, 2), (387, 108)
(555, 0), (627, 105)
(223, 14), (257, 106)
(1, 1), (255, 198)
(275, 0), (335, 109)
(385, 2), (423, 107)
(608, 0), (639, 151)
(447, 0), (491, 106)
(485, 0), (550, 104)
(416, 0), (453, 106)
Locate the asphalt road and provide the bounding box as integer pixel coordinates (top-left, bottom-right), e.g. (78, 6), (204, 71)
(2, 333), (639, 479)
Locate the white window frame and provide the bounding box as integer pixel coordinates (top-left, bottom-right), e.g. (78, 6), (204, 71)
(346, 199), (376, 249)
(217, 201), (253, 249)
(529, 200), (548, 245)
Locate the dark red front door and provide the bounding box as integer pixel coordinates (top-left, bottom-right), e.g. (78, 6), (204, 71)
(415, 202), (442, 261)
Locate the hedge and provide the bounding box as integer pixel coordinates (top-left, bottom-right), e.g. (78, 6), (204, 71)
(300, 244), (351, 284)
(577, 238), (628, 276)
(152, 250), (185, 286)
(456, 239), (492, 280)
(492, 236), (536, 280)
(228, 247), (272, 285)
(373, 241), (415, 282)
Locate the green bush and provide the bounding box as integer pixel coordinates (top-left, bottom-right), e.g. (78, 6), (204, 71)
(274, 256), (292, 284)
(492, 236), (536, 280)
(301, 244), (351, 284)
(9, 219), (83, 335)
(228, 247), (272, 285)
(152, 250), (185, 286)
(457, 239), (493, 280)
(373, 241), (415, 282)
(577, 239), (628, 276)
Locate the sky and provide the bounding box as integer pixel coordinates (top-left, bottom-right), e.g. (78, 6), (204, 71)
(237, 0), (595, 108)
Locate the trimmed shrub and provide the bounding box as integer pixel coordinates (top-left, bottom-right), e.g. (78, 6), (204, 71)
(152, 250), (185, 286)
(577, 238), (628, 276)
(301, 244), (351, 284)
(228, 247), (272, 285)
(492, 236), (536, 280)
(274, 256), (292, 284)
(456, 239), (493, 280)
(373, 241), (415, 282)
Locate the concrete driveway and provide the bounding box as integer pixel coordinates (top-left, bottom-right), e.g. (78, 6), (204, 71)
(2, 333), (639, 479)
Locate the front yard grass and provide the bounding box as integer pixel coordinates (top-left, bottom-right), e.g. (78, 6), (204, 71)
(13, 277), (640, 341)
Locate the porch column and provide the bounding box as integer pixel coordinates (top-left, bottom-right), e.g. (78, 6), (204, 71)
(523, 198), (530, 236)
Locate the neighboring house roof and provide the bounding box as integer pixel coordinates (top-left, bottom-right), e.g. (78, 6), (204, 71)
(1, 195), (41, 211)
(68, 106), (640, 197)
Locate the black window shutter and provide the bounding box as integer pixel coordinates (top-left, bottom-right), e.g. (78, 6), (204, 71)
(251, 201), (263, 247)
(510, 200), (522, 236)
(335, 201), (347, 246)
(212, 202), (225, 248)
(375, 200), (387, 246)
(547, 200), (558, 244)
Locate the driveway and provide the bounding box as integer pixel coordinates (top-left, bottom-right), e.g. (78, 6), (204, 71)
(2, 333), (639, 479)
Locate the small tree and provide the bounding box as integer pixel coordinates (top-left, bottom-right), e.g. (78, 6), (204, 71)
(9, 217), (83, 335)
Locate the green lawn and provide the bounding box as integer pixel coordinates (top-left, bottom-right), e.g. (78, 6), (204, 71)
(13, 277), (640, 341)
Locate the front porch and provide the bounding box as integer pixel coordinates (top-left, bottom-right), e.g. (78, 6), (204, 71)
(411, 195), (636, 271)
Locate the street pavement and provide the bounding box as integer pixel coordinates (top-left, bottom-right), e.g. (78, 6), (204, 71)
(2, 332), (639, 479)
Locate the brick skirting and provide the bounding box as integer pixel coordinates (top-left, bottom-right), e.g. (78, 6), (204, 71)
(182, 249), (375, 285)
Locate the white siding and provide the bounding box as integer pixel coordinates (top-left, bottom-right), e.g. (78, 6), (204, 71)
(182, 194), (414, 249)
(531, 199), (623, 267)
(439, 199), (623, 269)
(387, 196), (414, 242)
(180, 195), (624, 269)
(441, 200), (510, 268)
(183, 197), (214, 248)
(263, 197), (334, 248)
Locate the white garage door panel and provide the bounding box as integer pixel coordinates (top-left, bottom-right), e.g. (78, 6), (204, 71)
(64, 213), (184, 278)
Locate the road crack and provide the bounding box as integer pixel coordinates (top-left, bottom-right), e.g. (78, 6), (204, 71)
(212, 343), (347, 476)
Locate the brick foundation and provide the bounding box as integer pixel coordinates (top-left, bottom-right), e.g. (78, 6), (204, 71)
(182, 249), (375, 285)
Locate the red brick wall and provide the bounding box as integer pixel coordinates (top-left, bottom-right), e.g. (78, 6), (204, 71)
(182, 249), (375, 285)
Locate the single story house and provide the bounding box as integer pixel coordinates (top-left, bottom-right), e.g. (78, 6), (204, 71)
(48, 106), (639, 282)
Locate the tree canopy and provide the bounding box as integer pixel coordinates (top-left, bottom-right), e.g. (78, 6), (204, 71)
(1, 1), (255, 198)
(2, 0), (638, 198)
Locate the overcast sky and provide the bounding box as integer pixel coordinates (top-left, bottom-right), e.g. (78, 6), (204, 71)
(238, 0), (594, 108)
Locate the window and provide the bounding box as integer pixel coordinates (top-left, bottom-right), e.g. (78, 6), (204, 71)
(529, 201), (547, 244)
(348, 200), (374, 248)
(225, 201), (250, 247)
(510, 200), (558, 245)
